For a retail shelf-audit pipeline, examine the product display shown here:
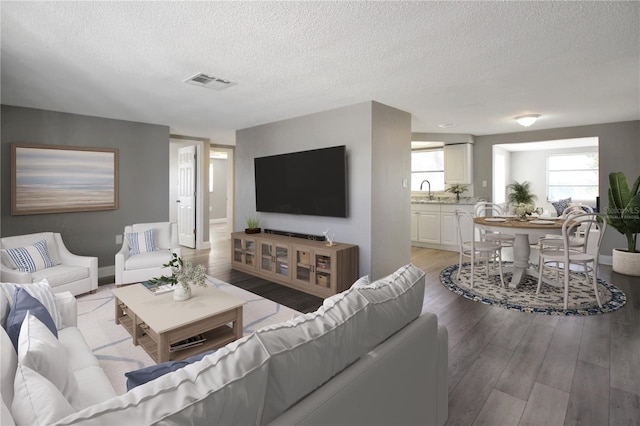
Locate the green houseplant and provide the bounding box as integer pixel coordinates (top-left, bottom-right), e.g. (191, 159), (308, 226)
(245, 215), (261, 234)
(606, 171), (640, 275)
(507, 181), (537, 205)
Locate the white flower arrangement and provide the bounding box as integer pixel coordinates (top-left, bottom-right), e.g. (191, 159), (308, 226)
(446, 184), (468, 195)
(148, 253), (207, 289)
(512, 202), (536, 217)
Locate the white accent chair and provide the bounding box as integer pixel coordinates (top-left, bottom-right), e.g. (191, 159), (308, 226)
(115, 222), (181, 286)
(0, 232), (97, 296)
(455, 209), (505, 288)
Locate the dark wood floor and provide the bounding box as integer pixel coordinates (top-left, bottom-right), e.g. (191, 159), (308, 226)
(183, 229), (640, 426)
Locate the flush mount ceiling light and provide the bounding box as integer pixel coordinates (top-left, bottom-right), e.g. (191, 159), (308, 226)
(184, 73), (236, 90)
(514, 114), (541, 127)
(437, 123), (456, 128)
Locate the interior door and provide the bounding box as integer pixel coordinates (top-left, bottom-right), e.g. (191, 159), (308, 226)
(178, 145), (196, 248)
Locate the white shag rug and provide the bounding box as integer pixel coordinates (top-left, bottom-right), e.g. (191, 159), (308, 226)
(75, 276), (300, 394)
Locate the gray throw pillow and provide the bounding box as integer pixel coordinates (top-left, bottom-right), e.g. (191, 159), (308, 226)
(6, 287), (58, 351)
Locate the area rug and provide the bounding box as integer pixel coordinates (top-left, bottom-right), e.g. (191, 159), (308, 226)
(75, 276), (301, 394)
(440, 262), (626, 316)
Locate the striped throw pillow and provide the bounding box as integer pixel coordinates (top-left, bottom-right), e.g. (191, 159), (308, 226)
(126, 228), (158, 256)
(5, 240), (55, 273)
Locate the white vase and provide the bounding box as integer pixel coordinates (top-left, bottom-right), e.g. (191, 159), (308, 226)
(173, 283), (192, 301)
(612, 248), (640, 276)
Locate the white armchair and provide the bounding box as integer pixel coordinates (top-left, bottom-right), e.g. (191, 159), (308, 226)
(115, 222), (181, 286)
(0, 232), (98, 296)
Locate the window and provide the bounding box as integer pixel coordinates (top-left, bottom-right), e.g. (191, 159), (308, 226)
(547, 152), (598, 201)
(411, 149), (444, 192)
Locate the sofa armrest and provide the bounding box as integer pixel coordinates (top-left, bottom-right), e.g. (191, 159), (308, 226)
(55, 291), (77, 327)
(0, 264), (32, 284)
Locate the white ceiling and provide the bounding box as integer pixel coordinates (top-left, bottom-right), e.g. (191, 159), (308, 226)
(1, 1), (639, 144)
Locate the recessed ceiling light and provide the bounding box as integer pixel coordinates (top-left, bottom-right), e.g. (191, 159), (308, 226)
(437, 123), (456, 128)
(514, 114), (541, 127)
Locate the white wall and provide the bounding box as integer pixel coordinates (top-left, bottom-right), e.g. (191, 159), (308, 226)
(235, 101), (411, 279)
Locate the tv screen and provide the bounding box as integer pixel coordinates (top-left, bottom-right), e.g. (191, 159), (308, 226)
(254, 145), (347, 218)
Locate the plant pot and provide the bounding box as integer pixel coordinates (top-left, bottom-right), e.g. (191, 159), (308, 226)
(173, 283), (192, 301)
(612, 248), (640, 276)
(245, 228), (261, 234)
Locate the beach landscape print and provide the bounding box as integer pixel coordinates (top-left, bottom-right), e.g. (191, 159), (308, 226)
(11, 143), (118, 215)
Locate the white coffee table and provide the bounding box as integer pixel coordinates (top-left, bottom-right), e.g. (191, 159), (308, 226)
(112, 283), (246, 363)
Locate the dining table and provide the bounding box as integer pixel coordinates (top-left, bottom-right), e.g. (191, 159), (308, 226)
(474, 216), (565, 288)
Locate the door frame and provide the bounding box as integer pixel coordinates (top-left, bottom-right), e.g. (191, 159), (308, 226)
(209, 144), (235, 238)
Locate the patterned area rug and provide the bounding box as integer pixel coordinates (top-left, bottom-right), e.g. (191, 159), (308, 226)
(75, 276), (300, 394)
(440, 262), (626, 316)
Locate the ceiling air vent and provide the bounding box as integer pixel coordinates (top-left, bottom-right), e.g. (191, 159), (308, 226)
(184, 73), (237, 90)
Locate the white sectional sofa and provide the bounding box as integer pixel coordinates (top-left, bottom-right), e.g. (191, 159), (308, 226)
(1, 287), (117, 426)
(2, 264), (448, 426)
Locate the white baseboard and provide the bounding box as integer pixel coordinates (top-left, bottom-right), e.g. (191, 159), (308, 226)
(599, 255), (612, 266)
(98, 265), (115, 279)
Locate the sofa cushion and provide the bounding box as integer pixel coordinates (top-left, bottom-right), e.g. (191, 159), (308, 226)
(256, 287), (370, 424)
(124, 249), (173, 271)
(1, 327), (17, 409)
(53, 333), (271, 425)
(0, 280), (64, 330)
(73, 365), (118, 409)
(58, 327), (100, 371)
(11, 364), (75, 426)
(125, 349), (216, 391)
(353, 263), (426, 351)
(18, 313), (81, 409)
(132, 222), (172, 250)
(4, 239), (55, 272)
(126, 228), (158, 256)
(6, 287), (58, 350)
(551, 197), (572, 216)
(31, 264), (90, 288)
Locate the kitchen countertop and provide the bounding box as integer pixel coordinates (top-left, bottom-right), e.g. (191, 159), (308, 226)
(411, 197), (485, 205)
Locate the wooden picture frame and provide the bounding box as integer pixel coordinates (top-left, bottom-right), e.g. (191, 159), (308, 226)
(11, 143), (119, 215)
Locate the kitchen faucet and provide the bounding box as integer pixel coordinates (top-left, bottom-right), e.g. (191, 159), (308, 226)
(419, 180), (433, 199)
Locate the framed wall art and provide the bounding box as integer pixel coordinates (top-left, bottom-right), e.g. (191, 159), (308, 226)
(11, 143), (119, 215)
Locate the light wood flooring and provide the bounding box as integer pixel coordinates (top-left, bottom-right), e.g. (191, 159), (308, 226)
(183, 233), (640, 426)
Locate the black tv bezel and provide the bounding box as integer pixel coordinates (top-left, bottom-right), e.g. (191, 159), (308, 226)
(254, 145), (348, 218)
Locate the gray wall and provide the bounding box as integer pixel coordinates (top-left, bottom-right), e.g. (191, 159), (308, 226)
(235, 101), (412, 280)
(474, 120), (640, 255)
(1, 105), (170, 272)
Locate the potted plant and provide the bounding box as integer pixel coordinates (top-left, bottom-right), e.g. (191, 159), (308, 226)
(606, 171), (640, 275)
(245, 216), (261, 234)
(148, 253), (207, 300)
(507, 181), (537, 206)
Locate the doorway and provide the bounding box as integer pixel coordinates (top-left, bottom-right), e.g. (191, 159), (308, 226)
(209, 146), (234, 242)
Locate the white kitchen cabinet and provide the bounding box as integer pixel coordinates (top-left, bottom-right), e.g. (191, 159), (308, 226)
(411, 203), (474, 251)
(444, 143), (473, 184)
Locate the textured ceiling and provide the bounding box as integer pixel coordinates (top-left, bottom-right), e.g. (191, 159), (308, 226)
(1, 1), (639, 144)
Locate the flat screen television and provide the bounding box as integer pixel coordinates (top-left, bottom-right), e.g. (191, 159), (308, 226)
(254, 145), (348, 218)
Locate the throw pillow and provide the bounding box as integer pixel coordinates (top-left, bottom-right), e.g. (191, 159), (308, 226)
(0, 280), (64, 330)
(18, 312), (81, 409)
(126, 228), (158, 256)
(6, 287), (58, 351)
(551, 197), (572, 216)
(125, 349), (216, 391)
(11, 364), (75, 426)
(4, 239), (55, 272)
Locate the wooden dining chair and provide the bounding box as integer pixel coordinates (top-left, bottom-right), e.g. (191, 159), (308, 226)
(536, 212), (606, 309)
(474, 202), (515, 248)
(455, 209), (505, 288)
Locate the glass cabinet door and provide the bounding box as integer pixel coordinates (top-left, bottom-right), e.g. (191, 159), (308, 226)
(274, 244), (290, 280)
(294, 249), (312, 285)
(232, 238), (244, 264)
(244, 239), (256, 267)
(260, 242), (274, 273)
